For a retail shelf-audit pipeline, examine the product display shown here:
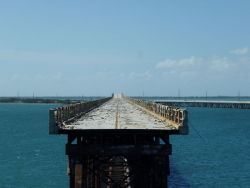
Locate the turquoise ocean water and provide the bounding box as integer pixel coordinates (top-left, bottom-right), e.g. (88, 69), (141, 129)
(0, 100), (250, 187)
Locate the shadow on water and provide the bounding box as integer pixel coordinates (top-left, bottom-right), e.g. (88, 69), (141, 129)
(169, 162), (191, 188)
(160, 139), (190, 187)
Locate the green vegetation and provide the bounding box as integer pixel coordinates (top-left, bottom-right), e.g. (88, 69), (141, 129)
(0, 97), (82, 104)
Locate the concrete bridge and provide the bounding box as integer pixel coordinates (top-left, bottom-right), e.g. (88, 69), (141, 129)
(155, 100), (250, 109)
(49, 94), (188, 188)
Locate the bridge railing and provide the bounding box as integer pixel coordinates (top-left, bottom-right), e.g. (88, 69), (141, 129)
(125, 97), (188, 134)
(49, 97), (112, 134)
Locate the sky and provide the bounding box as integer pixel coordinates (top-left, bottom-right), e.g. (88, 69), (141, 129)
(0, 0), (250, 96)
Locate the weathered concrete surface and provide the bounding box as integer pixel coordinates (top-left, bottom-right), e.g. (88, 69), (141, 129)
(63, 94), (176, 130)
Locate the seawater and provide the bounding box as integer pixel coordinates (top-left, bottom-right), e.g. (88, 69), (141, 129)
(0, 103), (250, 187)
(169, 107), (250, 188)
(0, 103), (67, 188)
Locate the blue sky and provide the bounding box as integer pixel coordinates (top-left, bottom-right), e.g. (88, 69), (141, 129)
(1, 0), (250, 96)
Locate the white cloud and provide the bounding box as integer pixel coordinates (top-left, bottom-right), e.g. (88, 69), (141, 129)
(156, 59), (176, 68)
(9, 74), (20, 81)
(210, 57), (230, 71)
(8, 73), (65, 82)
(156, 56), (203, 68)
(53, 72), (64, 80)
(0, 49), (133, 66)
(128, 71), (152, 80)
(230, 47), (248, 55)
(34, 74), (49, 81)
(156, 55), (241, 82)
(156, 56), (236, 73)
(0, 50), (81, 64)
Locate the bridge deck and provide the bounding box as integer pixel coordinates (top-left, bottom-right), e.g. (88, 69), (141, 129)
(63, 96), (176, 130)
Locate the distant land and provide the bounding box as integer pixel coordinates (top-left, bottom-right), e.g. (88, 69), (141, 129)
(0, 96), (250, 104)
(0, 97), (79, 104)
(0, 96), (104, 104)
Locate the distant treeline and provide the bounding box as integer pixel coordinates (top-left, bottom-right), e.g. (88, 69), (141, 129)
(1, 96), (249, 104)
(132, 96), (250, 99)
(0, 97), (82, 104)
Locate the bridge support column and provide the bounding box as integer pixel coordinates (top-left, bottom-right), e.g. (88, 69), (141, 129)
(66, 134), (171, 188)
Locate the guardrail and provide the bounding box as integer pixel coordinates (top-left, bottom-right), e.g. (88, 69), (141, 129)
(49, 97), (112, 134)
(125, 97), (188, 134)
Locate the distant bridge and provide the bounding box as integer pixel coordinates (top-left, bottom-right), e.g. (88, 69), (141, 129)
(49, 94), (188, 188)
(155, 100), (250, 109)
